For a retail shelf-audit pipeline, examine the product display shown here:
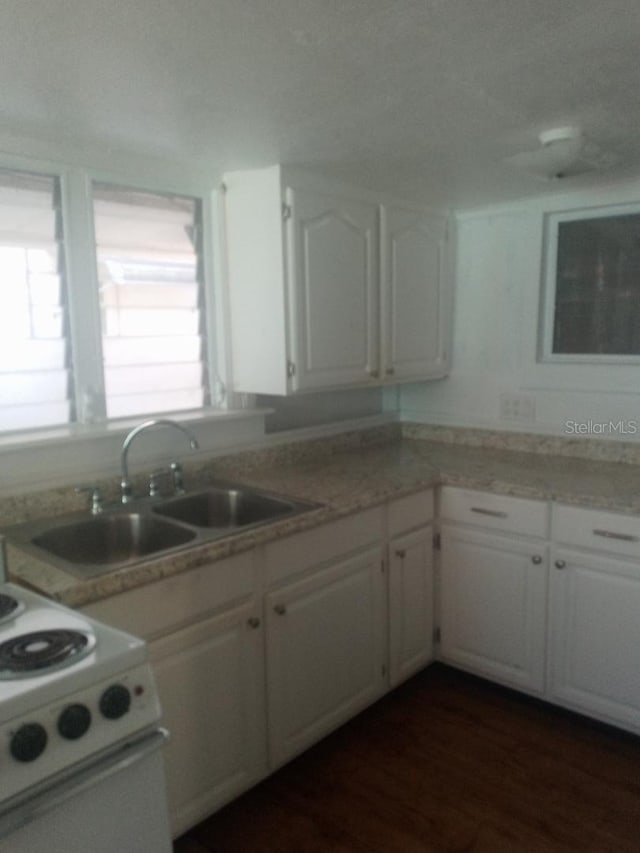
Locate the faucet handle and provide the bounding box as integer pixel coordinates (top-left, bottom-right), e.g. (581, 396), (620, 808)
(148, 469), (171, 498)
(170, 461), (186, 495)
(120, 478), (133, 504)
(75, 485), (104, 515)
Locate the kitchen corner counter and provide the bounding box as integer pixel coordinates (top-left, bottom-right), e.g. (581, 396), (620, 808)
(8, 432), (640, 608)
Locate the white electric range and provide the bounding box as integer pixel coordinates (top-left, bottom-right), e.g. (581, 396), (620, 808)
(0, 579), (172, 853)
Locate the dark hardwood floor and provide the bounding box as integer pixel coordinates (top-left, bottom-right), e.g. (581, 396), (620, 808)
(174, 665), (640, 852)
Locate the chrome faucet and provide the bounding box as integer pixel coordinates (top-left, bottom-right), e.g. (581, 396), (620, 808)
(120, 418), (199, 504)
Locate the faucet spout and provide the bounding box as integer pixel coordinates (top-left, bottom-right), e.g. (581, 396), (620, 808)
(120, 418), (199, 504)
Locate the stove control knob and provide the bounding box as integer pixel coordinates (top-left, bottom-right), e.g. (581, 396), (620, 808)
(99, 684), (131, 720)
(58, 703), (92, 740)
(10, 722), (48, 762)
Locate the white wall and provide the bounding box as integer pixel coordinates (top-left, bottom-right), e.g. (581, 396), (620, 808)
(401, 176), (640, 441)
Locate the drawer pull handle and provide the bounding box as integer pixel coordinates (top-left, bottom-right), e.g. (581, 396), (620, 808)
(592, 529), (639, 543)
(531, 555), (542, 565)
(274, 603), (287, 616)
(247, 617), (261, 629)
(470, 507), (508, 519)
(395, 548), (407, 559)
(555, 559), (566, 570)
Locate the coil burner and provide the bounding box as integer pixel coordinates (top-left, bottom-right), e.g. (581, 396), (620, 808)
(0, 629), (96, 679)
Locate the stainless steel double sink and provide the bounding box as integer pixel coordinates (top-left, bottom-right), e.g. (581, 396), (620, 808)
(5, 483), (321, 580)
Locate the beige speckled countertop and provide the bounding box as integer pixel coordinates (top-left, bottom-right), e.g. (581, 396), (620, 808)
(7, 427), (640, 609)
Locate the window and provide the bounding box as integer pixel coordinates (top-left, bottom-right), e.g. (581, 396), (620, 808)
(0, 162), (215, 436)
(542, 204), (640, 361)
(93, 185), (209, 419)
(0, 170), (72, 431)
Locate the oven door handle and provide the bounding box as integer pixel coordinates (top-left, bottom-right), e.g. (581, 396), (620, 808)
(0, 727), (169, 839)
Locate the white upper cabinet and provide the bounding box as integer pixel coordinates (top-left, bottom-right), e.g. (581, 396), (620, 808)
(380, 204), (449, 380)
(286, 187), (379, 391)
(222, 166), (449, 395)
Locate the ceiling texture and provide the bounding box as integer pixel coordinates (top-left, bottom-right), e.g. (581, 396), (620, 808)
(2, 0), (640, 207)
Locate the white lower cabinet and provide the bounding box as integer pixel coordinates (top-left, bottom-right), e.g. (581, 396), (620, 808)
(149, 600), (267, 837)
(265, 546), (387, 768)
(440, 526), (548, 695)
(83, 496), (432, 829)
(82, 485), (640, 832)
(388, 525), (434, 687)
(81, 552), (264, 838)
(548, 547), (640, 734)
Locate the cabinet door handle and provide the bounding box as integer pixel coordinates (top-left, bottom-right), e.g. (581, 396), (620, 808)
(531, 555), (542, 565)
(470, 507), (508, 518)
(554, 559), (566, 570)
(247, 617), (261, 629)
(395, 548), (407, 559)
(593, 528), (639, 543)
(274, 603), (287, 616)
(386, 367), (395, 376)
(369, 369), (380, 379)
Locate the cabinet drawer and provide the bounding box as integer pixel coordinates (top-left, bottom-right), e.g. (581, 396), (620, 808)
(83, 551), (257, 639)
(440, 487), (548, 539)
(553, 504), (640, 559)
(387, 490), (434, 537)
(264, 507), (382, 587)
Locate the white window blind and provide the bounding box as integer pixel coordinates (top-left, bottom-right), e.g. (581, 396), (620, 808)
(0, 171), (72, 432)
(93, 185), (208, 419)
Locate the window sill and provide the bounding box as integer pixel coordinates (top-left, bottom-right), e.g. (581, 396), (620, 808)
(0, 407), (271, 453)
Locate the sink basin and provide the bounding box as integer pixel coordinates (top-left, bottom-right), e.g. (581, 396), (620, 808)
(31, 513), (197, 577)
(4, 482), (321, 580)
(153, 487), (300, 529)
(153, 486), (313, 530)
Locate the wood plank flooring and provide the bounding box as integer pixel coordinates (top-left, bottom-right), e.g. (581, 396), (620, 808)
(174, 664), (640, 852)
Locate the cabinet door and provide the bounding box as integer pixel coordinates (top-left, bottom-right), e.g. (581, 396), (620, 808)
(549, 547), (640, 734)
(150, 601), (267, 837)
(381, 205), (448, 380)
(388, 525), (434, 687)
(266, 546), (386, 768)
(285, 187), (379, 391)
(440, 526), (547, 694)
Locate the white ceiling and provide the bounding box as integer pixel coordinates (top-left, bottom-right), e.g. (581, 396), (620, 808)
(2, 0), (640, 207)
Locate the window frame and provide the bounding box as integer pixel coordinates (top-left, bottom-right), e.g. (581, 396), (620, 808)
(0, 151), (226, 439)
(539, 200), (640, 366)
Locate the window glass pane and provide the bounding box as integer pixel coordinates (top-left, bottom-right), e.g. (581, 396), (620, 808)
(0, 171), (72, 431)
(93, 185), (209, 419)
(553, 213), (640, 355)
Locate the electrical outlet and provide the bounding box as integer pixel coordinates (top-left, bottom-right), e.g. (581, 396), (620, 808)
(499, 392), (536, 422)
